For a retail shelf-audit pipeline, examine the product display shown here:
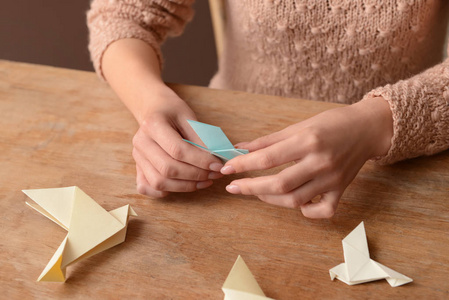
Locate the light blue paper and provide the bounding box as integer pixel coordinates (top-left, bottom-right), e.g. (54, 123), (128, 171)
(183, 120), (249, 161)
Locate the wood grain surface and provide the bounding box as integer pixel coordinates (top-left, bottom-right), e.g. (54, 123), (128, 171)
(1, 60), (448, 299)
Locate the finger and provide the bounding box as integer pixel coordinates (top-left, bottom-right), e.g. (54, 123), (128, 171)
(236, 129), (289, 152)
(134, 132), (222, 181)
(222, 135), (307, 174)
(234, 142), (250, 149)
(226, 161), (316, 195)
(256, 179), (324, 208)
(135, 165), (169, 198)
(142, 119), (223, 172)
(133, 148), (213, 192)
(300, 190), (341, 219)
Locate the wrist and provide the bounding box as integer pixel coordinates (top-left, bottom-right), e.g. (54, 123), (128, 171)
(354, 96), (394, 158)
(102, 38), (175, 124)
(134, 86), (187, 124)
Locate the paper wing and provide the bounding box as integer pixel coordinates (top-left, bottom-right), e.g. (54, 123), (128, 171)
(183, 120), (248, 161)
(374, 262), (413, 287)
(186, 120), (235, 151)
(341, 222), (376, 281)
(222, 256), (273, 300)
(23, 186), (78, 230)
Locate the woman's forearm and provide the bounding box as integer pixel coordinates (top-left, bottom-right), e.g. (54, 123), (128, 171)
(101, 38), (175, 124)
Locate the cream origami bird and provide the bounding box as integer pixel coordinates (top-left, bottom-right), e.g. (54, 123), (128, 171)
(222, 256), (274, 300)
(23, 186), (137, 282)
(329, 222), (412, 287)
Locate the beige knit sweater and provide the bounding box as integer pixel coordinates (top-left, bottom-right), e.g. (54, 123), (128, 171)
(87, 0), (449, 164)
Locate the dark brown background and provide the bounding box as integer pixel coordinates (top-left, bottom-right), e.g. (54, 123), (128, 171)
(0, 1), (217, 86)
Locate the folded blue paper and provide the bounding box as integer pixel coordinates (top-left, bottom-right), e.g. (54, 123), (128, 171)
(183, 120), (249, 161)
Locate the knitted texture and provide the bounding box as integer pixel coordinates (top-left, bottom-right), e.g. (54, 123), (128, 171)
(87, 0), (449, 164)
(87, 0), (195, 78)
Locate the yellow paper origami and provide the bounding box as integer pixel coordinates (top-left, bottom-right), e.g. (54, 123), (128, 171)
(329, 222), (412, 287)
(222, 256), (274, 300)
(23, 186), (137, 282)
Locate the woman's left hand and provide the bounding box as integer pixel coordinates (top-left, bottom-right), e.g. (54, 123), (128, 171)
(220, 97), (394, 218)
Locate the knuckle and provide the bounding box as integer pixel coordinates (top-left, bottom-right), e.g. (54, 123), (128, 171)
(241, 179), (255, 195)
(305, 128), (324, 151)
(140, 119), (153, 133)
(155, 191), (169, 198)
(249, 136), (266, 148)
(196, 155), (214, 170)
(289, 134), (303, 146)
(132, 149), (143, 165)
(312, 158), (334, 177)
(140, 119), (150, 131)
(320, 204), (336, 218)
(272, 177), (291, 194)
(132, 134), (140, 148)
(136, 183), (147, 195)
(168, 143), (184, 160)
(185, 182), (199, 192)
(194, 170), (209, 181)
(257, 194), (266, 201)
(317, 153), (334, 170)
(287, 195), (301, 209)
(158, 162), (177, 178)
(150, 176), (166, 191)
(300, 208), (314, 219)
(258, 152), (276, 169)
(135, 171), (144, 184)
(142, 114), (164, 131)
(255, 136), (270, 147)
(148, 189), (169, 199)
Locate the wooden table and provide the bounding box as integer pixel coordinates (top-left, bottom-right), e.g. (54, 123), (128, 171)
(1, 60), (448, 299)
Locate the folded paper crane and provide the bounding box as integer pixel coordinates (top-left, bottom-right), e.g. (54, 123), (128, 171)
(183, 120), (249, 162)
(222, 256), (274, 300)
(23, 186), (137, 282)
(329, 222), (412, 287)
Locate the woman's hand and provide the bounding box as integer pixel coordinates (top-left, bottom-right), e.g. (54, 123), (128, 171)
(220, 97), (393, 218)
(132, 89), (224, 198)
(101, 39), (223, 197)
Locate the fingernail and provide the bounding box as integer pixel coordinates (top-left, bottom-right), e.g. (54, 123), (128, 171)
(208, 172), (223, 180)
(226, 184), (241, 194)
(209, 162), (224, 172)
(197, 180), (213, 190)
(220, 165), (236, 175)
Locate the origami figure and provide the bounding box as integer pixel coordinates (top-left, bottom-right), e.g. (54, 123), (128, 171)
(330, 222), (412, 287)
(222, 256), (274, 300)
(23, 186), (137, 282)
(183, 120), (249, 161)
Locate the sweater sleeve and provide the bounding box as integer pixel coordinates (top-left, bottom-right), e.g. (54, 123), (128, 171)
(362, 55), (449, 165)
(87, 0), (195, 80)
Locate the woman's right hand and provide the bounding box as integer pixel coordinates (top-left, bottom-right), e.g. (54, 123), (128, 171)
(132, 88), (224, 198)
(101, 39), (224, 197)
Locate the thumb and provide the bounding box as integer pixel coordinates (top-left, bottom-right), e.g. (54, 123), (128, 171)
(300, 190), (341, 219)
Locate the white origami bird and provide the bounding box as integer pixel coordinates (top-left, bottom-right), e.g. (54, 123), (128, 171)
(222, 256), (274, 300)
(329, 222), (412, 287)
(23, 186), (137, 282)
